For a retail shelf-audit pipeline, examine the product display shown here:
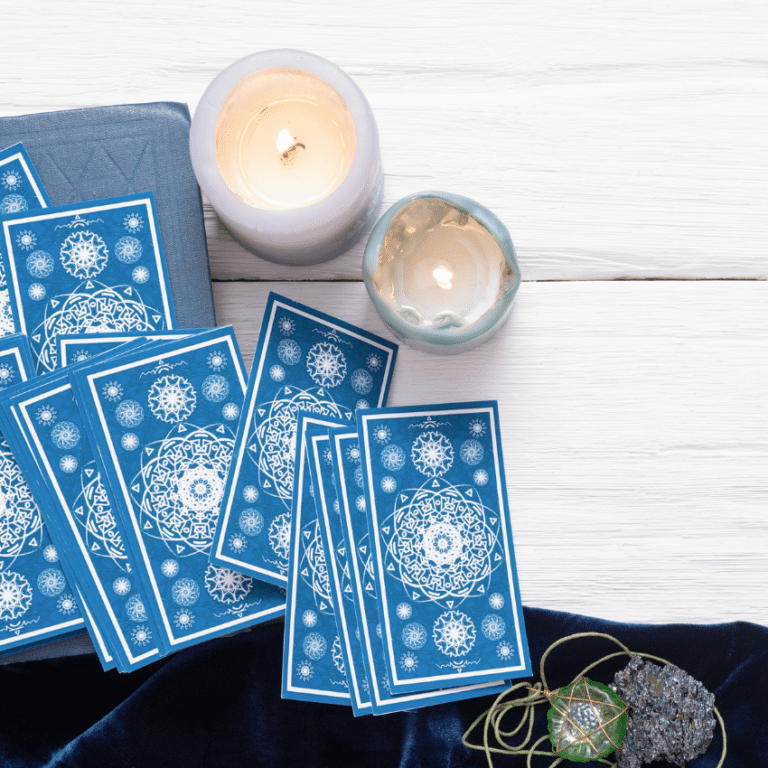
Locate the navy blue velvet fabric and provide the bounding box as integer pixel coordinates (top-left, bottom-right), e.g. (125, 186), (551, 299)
(0, 607), (761, 767)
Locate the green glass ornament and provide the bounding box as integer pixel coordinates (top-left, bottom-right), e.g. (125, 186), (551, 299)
(546, 677), (628, 763)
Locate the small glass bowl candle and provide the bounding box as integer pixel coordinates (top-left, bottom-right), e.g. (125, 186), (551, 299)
(190, 49), (382, 265)
(363, 192), (521, 354)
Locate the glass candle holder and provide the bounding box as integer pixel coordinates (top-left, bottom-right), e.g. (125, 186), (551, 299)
(363, 192), (521, 354)
(190, 49), (383, 266)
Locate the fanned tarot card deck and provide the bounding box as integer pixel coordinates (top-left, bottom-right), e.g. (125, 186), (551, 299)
(70, 328), (286, 653)
(0, 333), (92, 658)
(0, 192), (177, 373)
(331, 428), (509, 714)
(0, 350), (169, 671)
(281, 415), (351, 706)
(211, 293), (398, 586)
(357, 402), (531, 694)
(0, 143), (51, 338)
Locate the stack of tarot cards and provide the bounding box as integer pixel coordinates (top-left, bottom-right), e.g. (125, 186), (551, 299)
(206, 293), (532, 714)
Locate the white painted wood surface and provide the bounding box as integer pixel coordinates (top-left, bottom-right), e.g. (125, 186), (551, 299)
(2, 2), (766, 626)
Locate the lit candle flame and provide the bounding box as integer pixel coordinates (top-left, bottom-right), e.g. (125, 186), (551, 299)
(277, 128), (294, 154)
(433, 266), (453, 290)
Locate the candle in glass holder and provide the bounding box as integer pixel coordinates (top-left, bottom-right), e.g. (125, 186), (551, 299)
(191, 50), (382, 265)
(363, 192), (521, 354)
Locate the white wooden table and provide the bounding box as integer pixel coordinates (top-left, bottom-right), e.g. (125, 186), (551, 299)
(3, 1), (766, 626)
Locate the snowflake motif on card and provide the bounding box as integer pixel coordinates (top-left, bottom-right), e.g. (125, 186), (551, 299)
(411, 431), (454, 478)
(160, 559), (179, 578)
(249, 386), (350, 509)
(399, 652), (419, 673)
(380, 444), (406, 472)
(372, 425), (391, 445)
(0, 293), (13, 337)
(114, 236), (142, 264)
(345, 443), (361, 463)
(488, 592), (505, 610)
(496, 641), (515, 661)
(473, 469), (489, 486)
(0, 364), (13, 386)
(353, 465), (363, 489)
(28, 283), (46, 301)
(174, 608), (194, 630)
(221, 402), (240, 422)
(302, 631), (327, 660)
(331, 635), (345, 675)
(43, 545), (58, 563)
(59, 455), (78, 473)
(26, 250), (54, 278)
(300, 519), (333, 614)
(125, 594), (147, 622)
(460, 439), (484, 466)
(0, 571), (33, 620)
(355, 495), (366, 512)
(227, 532), (248, 554)
(34, 281), (164, 372)
(481, 613), (506, 641)
(132, 266), (149, 284)
(102, 381), (123, 402)
(356, 399), (369, 410)
(121, 433), (140, 451)
(433, 611), (476, 657)
(36, 405), (57, 427)
(366, 352), (382, 371)
(51, 421), (80, 450)
(0, 195), (27, 214)
(135, 423), (233, 557)
(201, 374), (229, 403)
(396, 602), (413, 620)
(302, 609), (318, 628)
(123, 212), (144, 233)
(116, 400), (144, 428)
(15, 230), (36, 251)
(204, 563), (253, 604)
(468, 419), (487, 438)
(171, 577), (200, 606)
(296, 660), (314, 682)
(131, 625), (152, 646)
(381, 476), (397, 494)
(269, 365), (285, 382)
(72, 464), (127, 569)
(401, 622), (428, 650)
(306, 342), (347, 388)
(113, 576), (131, 596)
(276, 338), (301, 366)
(148, 375), (197, 422)
(350, 368), (373, 395)
(382, 478), (501, 607)
(277, 317), (295, 336)
(268, 513), (291, 564)
(0, 442), (41, 567)
(1, 169), (22, 191)
(57, 593), (77, 616)
(243, 486), (259, 503)
(207, 351), (228, 371)
(238, 508), (263, 536)
(59, 231), (109, 278)
(72, 350), (91, 364)
(37, 568), (66, 597)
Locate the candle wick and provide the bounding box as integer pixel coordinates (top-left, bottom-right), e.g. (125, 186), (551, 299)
(280, 141), (306, 165)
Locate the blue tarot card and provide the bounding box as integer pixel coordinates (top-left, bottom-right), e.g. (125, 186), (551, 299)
(0, 143), (51, 338)
(57, 329), (203, 368)
(357, 402), (531, 694)
(1, 361), (170, 672)
(211, 292), (398, 586)
(331, 428), (509, 713)
(308, 428), (373, 715)
(70, 328), (286, 653)
(0, 192), (177, 373)
(0, 333), (92, 658)
(282, 415), (352, 706)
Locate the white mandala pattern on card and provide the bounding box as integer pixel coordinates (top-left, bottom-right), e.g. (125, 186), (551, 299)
(148, 375), (197, 423)
(160, 559), (179, 578)
(28, 283), (46, 301)
(372, 425), (391, 445)
(116, 400), (144, 428)
(72, 463), (127, 570)
(1, 169), (21, 191)
(125, 594), (148, 622)
(395, 602), (412, 620)
(202, 374), (229, 403)
(302, 631), (327, 660)
(460, 439), (484, 466)
(306, 342), (347, 388)
(296, 660), (314, 681)
(382, 478), (501, 607)
(132, 266), (149, 284)
(277, 317), (295, 335)
(0, 293), (13, 337)
(0, 571), (32, 620)
(0, 440), (42, 567)
(43, 545), (58, 563)
(51, 421), (80, 450)
(121, 433), (140, 451)
(33, 281), (163, 372)
(204, 563), (253, 604)
(59, 231), (109, 278)
(123, 212), (144, 233)
(238, 508), (263, 537)
(496, 641), (515, 661)
(276, 339), (301, 365)
(114, 236), (142, 264)
(0, 195), (27, 214)
(26, 250), (54, 278)
(59, 455), (77, 473)
(381, 476), (397, 494)
(411, 431), (454, 477)
(380, 444), (406, 472)
(174, 608), (194, 630)
(300, 519), (333, 614)
(473, 469), (489, 486)
(249, 386), (350, 509)
(134, 423), (233, 557)
(0, 364), (13, 386)
(433, 610), (476, 657)
(302, 609), (318, 628)
(269, 365), (285, 382)
(366, 353), (382, 371)
(401, 622), (428, 650)
(171, 577), (200, 606)
(37, 568), (66, 597)
(350, 368), (373, 395)
(102, 381), (123, 402)
(488, 592), (505, 610)
(131, 625), (152, 646)
(16, 230), (35, 250)
(113, 576), (131, 596)
(481, 613), (506, 641)
(268, 513), (291, 566)
(228, 532), (247, 554)
(57, 594), (77, 615)
(400, 652), (419, 673)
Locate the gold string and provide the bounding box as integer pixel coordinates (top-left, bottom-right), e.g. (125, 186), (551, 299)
(462, 631), (727, 768)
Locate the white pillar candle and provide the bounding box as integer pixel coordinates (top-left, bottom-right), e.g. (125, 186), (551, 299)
(190, 49), (382, 266)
